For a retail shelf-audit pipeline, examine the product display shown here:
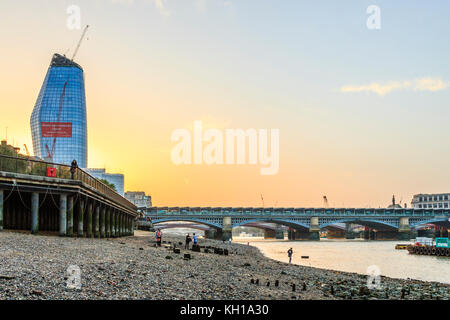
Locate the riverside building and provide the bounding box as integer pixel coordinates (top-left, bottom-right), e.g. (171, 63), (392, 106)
(86, 168), (124, 196)
(30, 53), (88, 168)
(411, 193), (450, 209)
(124, 192), (152, 209)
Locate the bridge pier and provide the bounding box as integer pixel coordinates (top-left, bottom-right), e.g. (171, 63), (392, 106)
(94, 204), (100, 238)
(78, 199), (84, 237)
(309, 217), (320, 241)
(222, 217), (232, 241)
(113, 211), (118, 237)
(59, 194), (67, 237)
(0, 190), (3, 231)
(100, 206), (105, 238)
(31, 192), (39, 234)
(120, 213), (124, 236)
(87, 202), (93, 238)
(398, 217), (411, 241)
(105, 207), (110, 238)
(345, 223), (356, 239)
(67, 196), (74, 237)
(275, 225), (284, 239)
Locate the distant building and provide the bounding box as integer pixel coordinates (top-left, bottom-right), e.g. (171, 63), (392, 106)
(124, 191), (152, 209)
(30, 53), (88, 167)
(0, 140), (20, 155)
(86, 168), (124, 196)
(411, 193), (450, 209)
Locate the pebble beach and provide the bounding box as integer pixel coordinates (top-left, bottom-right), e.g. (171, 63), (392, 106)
(0, 230), (448, 300)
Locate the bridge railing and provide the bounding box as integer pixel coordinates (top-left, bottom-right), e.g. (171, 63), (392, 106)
(146, 207), (450, 217)
(0, 154), (136, 211)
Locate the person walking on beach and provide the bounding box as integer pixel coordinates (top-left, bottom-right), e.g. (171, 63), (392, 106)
(185, 234), (192, 250)
(287, 248), (293, 264)
(155, 229), (162, 246)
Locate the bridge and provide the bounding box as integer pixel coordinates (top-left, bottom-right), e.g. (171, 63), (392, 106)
(146, 207), (450, 241)
(0, 154), (138, 237)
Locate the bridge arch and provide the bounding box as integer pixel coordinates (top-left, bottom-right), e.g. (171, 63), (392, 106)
(319, 218), (398, 231)
(152, 218), (222, 230)
(232, 218), (310, 231)
(410, 217), (450, 229)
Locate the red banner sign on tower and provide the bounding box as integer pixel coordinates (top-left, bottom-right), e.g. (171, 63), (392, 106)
(41, 122), (72, 137)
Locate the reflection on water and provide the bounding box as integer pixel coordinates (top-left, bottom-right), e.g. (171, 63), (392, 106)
(234, 237), (450, 284)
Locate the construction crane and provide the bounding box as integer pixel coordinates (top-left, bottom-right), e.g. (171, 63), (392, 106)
(23, 144), (30, 157)
(71, 25), (89, 61)
(323, 195), (329, 208)
(45, 81), (68, 161)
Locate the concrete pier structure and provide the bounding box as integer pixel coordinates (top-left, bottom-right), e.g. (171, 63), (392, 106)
(87, 203), (93, 238)
(222, 217), (232, 241)
(309, 217), (320, 241)
(78, 199), (84, 237)
(31, 192), (39, 234)
(59, 194), (67, 237)
(398, 217), (411, 240)
(67, 196), (74, 237)
(94, 205), (100, 238)
(0, 190), (3, 231)
(100, 206), (105, 238)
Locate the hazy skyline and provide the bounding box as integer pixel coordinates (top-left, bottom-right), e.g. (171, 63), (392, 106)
(1, 0), (450, 207)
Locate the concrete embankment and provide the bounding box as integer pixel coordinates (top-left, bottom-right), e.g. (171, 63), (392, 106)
(0, 230), (448, 300)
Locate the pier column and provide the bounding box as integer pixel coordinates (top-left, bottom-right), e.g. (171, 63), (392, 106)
(67, 196), (74, 237)
(100, 206), (106, 238)
(0, 190), (3, 231)
(205, 229), (216, 239)
(111, 211), (116, 237)
(94, 205), (100, 238)
(288, 227), (294, 240)
(116, 212), (120, 237)
(110, 209), (115, 237)
(121, 214), (125, 236)
(87, 202), (93, 238)
(31, 192), (39, 234)
(118, 212), (122, 237)
(59, 194), (67, 237)
(398, 217), (411, 241)
(345, 223), (355, 239)
(222, 216), (232, 241)
(131, 218), (135, 235)
(309, 217), (320, 241)
(105, 207), (110, 238)
(78, 199), (84, 237)
(275, 224), (284, 239)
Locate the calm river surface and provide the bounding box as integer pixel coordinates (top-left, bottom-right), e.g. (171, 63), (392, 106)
(234, 237), (450, 284)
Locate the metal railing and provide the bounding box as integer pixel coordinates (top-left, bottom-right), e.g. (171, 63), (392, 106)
(0, 154), (136, 211)
(146, 207), (450, 217)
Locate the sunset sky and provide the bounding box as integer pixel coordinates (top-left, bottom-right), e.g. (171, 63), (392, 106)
(1, 0), (450, 207)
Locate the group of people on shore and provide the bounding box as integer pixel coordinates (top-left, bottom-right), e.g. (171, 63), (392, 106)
(154, 229), (199, 249)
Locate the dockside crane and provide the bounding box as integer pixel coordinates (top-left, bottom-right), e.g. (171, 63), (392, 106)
(71, 25), (89, 61)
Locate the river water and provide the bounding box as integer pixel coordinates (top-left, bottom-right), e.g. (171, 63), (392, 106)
(234, 237), (450, 284)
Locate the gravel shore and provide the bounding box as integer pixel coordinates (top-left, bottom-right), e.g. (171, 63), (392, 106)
(0, 230), (448, 300)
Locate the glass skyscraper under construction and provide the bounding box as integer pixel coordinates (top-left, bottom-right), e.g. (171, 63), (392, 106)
(30, 53), (87, 168)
